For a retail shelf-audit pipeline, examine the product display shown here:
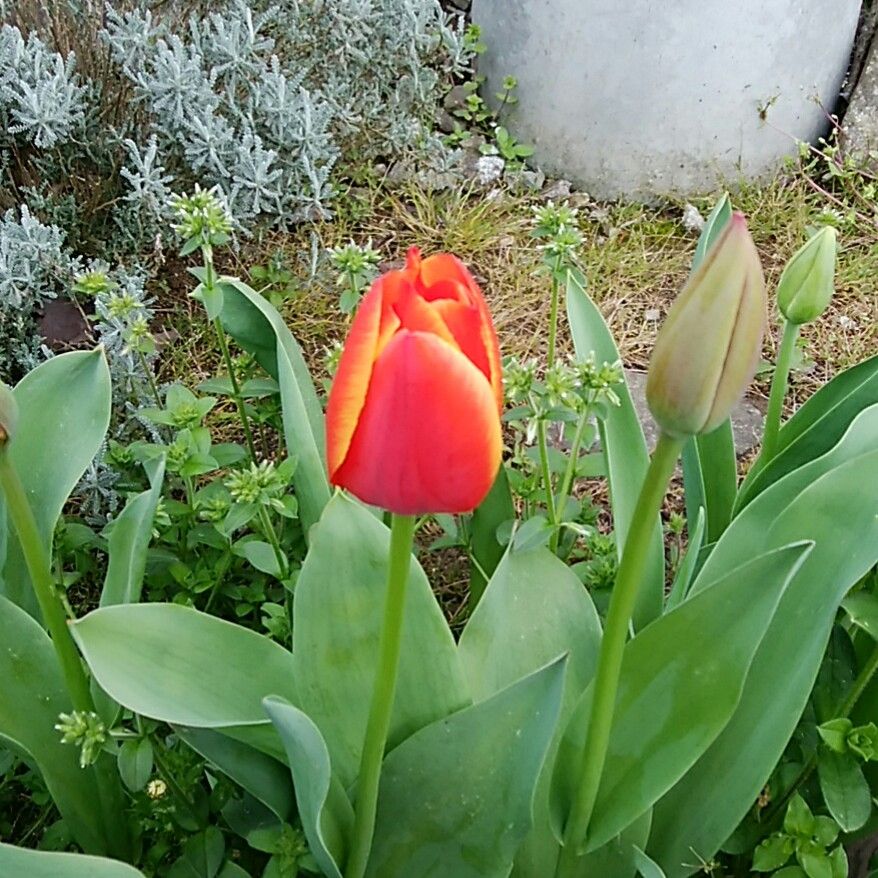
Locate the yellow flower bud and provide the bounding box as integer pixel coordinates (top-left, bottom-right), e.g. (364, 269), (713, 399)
(647, 212), (766, 437)
(776, 227), (837, 325)
(0, 383), (18, 448)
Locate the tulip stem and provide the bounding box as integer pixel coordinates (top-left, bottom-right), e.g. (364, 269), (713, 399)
(761, 319), (799, 463)
(346, 513), (416, 878)
(555, 433), (683, 878)
(0, 451), (93, 713)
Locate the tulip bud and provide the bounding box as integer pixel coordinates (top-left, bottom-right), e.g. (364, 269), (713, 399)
(776, 227), (837, 325)
(0, 383), (18, 449)
(647, 213), (766, 437)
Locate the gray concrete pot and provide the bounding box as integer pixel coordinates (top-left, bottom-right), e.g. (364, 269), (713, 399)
(472, 0), (862, 199)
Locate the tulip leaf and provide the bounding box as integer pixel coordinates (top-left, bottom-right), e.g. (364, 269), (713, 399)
(218, 277), (330, 536)
(72, 604), (297, 727)
(664, 506), (705, 613)
(364, 657), (566, 878)
(691, 193), (732, 272)
(460, 547), (601, 878)
(293, 495), (469, 789)
(468, 466), (515, 606)
(1, 349), (111, 617)
(174, 727), (294, 822)
(0, 594), (113, 854)
(842, 592), (878, 641)
(553, 543), (810, 853)
(566, 268), (664, 629)
(0, 844), (144, 878)
(648, 414), (878, 876)
(459, 545), (601, 710)
(263, 697), (352, 878)
(681, 423), (737, 544)
(101, 458), (165, 607)
(736, 353), (878, 511)
(634, 846), (668, 878)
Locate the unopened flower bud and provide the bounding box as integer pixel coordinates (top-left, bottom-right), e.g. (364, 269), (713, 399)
(776, 227), (837, 325)
(0, 383), (18, 448)
(647, 212), (766, 437)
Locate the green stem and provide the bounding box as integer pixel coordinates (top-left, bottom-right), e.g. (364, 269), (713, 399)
(549, 406), (592, 553)
(555, 433), (683, 878)
(201, 246), (258, 462)
(761, 320), (800, 462)
(136, 348), (163, 409)
(547, 270), (562, 366)
(0, 453), (92, 712)
(258, 505), (288, 579)
(764, 641), (878, 825)
(345, 514), (416, 878)
(537, 420), (558, 527)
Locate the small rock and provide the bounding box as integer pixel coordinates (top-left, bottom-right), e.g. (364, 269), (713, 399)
(507, 167), (545, 191)
(443, 85), (469, 113)
(437, 110), (458, 134)
(498, 235), (516, 249)
(644, 308), (661, 322)
(475, 155), (506, 185)
(682, 203), (705, 233)
(837, 314), (860, 332)
(542, 179), (572, 201)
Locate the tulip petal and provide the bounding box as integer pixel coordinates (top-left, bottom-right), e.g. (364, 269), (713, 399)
(333, 330), (502, 515)
(326, 280), (386, 480)
(420, 254), (503, 409)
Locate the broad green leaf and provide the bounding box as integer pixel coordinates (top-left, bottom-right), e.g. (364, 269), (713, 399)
(634, 845), (668, 878)
(649, 416), (878, 876)
(0, 595), (114, 854)
(293, 495), (469, 788)
(681, 424), (736, 544)
(461, 548), (601, 878)
(364, 657), (566, 878)
(0, 844), (144, 878)
(233, 539), (286, 578)
(175, 727), (293, 821)
(263, 698), (352, 878)
(737, 354), (878, 510)
(459, 546), (601, 710)
(566, 269), (664, 628)
(554, 543), (810, 852)
(691, 193), (732, 270)
(118, 738), (154, 792)
(817, 750), (871, 832)
(1, 349), (111, 616)
(167, 828), (225, 878)
(842, 592), (878, 641)
(101, 459), (165, 606)
(664, 506), (705, 612)
(218, 277), (329, 536)
(468, 466), (515, 606)
(72, 604), (296, 727)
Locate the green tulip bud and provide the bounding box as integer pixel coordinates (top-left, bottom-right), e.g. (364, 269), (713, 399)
(647, 212), (766, 437)
(776, 227), (837, 325)
(0, 383), (18, 448)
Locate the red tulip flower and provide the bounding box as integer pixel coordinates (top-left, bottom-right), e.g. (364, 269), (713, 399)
(326, 247), (503, 515)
